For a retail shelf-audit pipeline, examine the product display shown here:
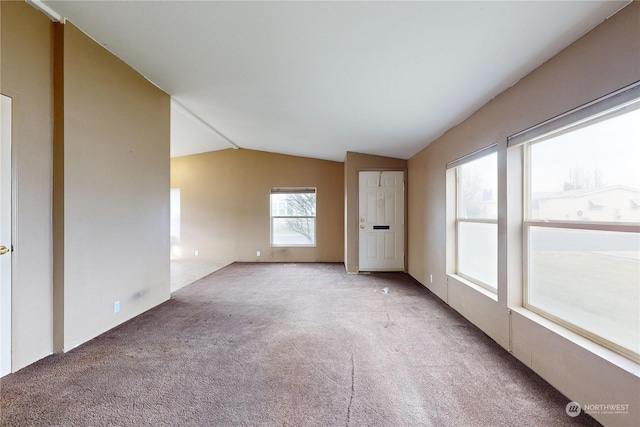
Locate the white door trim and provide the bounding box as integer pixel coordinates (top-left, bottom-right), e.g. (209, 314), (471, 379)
(1, 94), (13, 377)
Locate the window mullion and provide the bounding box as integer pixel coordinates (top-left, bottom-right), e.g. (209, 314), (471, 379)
(525, 220), (639, 233)
(458, 218), (498, 225)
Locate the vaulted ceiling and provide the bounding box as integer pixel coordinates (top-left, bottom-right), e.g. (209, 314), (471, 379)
(42, 1), (629, 161)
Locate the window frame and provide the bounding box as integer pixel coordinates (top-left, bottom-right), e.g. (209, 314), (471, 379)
(511, 81), (640, 362)
(448, 144), (498, 293)
(270, 187), (317, 248)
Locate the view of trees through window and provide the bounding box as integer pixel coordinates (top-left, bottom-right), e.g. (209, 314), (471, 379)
(271, 190), (316, 246)
(530, 106), (640, 223)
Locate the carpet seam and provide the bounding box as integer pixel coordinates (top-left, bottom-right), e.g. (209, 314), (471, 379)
(346, 353), (355, 427)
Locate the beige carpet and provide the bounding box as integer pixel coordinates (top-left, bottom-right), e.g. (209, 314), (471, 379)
(0, 263), (600, 426)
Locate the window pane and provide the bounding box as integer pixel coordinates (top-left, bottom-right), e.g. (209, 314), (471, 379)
(270, 190), (316, 247)
(272, 218), (315, 245)
(459, 152), (497, 220)
(530, 106), (640, 222)
(271, 193), (316, 217)
(528, 226), (640, 355)
(457, 221), (497, 289)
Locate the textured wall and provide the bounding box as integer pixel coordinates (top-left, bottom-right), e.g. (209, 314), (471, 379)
(59, 23), (170, 351)
(171, 149), (344, 263)
(1, 1), (54, 371)
(1, 6), (171, 368)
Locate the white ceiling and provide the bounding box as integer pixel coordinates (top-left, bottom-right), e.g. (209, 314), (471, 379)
(43, 1), (629, 161)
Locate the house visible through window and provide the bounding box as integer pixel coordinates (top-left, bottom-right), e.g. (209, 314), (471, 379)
(448, 147), (498, 292)
(270, 188), (316, 246)
(512, 84), (640, 361)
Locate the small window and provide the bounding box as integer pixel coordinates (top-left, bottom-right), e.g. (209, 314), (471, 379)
(270, 188), (316, 246)
(449, 148), (498, 292)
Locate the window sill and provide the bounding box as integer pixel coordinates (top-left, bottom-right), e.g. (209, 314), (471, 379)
(447, 273), (498, 302)
(510, 306), (640, 377)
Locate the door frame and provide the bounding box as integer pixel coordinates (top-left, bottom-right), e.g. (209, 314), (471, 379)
(357, 169), (407, 272)
(1, 94), (13, 377)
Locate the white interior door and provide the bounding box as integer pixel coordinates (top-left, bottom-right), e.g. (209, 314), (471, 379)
(358, 171), (404, 271)
(1, 95), (12, 376)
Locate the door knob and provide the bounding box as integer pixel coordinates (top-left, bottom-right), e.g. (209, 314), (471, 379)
(0, 246), (9, 255)
(360, 224), (365, 229)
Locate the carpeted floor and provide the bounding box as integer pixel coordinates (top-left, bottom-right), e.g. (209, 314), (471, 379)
(170, 259), (230, 292)
(0, 263), (600, 426)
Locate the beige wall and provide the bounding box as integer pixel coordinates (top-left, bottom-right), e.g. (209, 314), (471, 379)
(1, 1), (55, 371)
(171, 149), (239, 264)
(408, 3), (640, 426)
(59, 23), (170, 351)
(343, 152), (407, 273)
(1, 2), (170, 368)
(171, 149), (344, 263)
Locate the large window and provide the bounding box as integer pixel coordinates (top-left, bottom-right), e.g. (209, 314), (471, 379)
(511, 84), (640, 361)
(450, 147), (498, 292)
(270, 188), (316, 246)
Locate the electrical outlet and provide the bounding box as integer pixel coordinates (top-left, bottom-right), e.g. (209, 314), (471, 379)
(194, 250), (199, 256)
(257, 250), (261, 257)
(430, 274), (433, 283)
(113, 301), (120, 313)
